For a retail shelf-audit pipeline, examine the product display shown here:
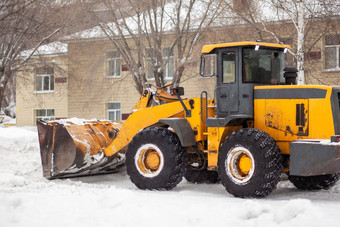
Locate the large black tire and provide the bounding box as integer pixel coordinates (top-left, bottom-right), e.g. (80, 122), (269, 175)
(126, 127), (186, 190)
(185, 167), (220, 184)
(288, 174), (340, 190)
(218, 128), (283, 198)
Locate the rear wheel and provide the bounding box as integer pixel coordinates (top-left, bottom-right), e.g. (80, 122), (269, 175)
(218, 128), (283, 198)
(126, 127), (186, 190)
(288, 174), (340, 190)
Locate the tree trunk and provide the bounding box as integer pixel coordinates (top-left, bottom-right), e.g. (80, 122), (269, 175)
(172, 65), (185, 87)
(0, 73), (9, 111)
(297, 0), (305, 85)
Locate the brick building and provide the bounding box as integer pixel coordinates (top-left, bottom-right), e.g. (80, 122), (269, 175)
(16, 17), (340, 126)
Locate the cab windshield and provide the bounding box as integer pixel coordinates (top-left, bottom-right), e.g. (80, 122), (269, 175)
(242, 47), (285, 84)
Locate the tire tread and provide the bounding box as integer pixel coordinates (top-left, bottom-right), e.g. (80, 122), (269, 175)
(126, 127), (186, 190)
(288, 174), (340, 190)
(218, 128), (283, 198)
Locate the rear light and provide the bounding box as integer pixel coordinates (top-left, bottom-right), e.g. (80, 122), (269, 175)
(331, 135), (340, 143)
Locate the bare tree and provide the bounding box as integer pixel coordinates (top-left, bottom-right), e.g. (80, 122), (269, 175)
(0, 0), (72, 117)
(85, 0), (225, 94)
(223, 0), (340, 84)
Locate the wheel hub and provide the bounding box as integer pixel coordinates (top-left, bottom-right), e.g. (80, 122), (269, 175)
(144, 150), (160, 170)
(135, 144), (164, 178)
(239, 154), (252, 175)
(226, 146), (255, 185)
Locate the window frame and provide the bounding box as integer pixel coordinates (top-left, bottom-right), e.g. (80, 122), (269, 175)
(107, 102), (121, 121)
(163, 47), (175, 80)
(222, 51), (236, 84)
(199, 53), (217, 78)
(242, 47), (285, 84)
(146, 47), (174, 80)
(35, 66), (54, 93)
(35, 109), (55, 123)
(324, 44), (340, 71)
(106, 51), (122, 78)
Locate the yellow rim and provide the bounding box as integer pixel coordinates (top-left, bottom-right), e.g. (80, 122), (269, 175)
(135, 144), (164, 178)
(143, 150), (161, 171)
(226, 146), (255, 185)
(238, 154), (252, 175)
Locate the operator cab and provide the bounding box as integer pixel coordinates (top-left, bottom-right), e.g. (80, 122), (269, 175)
(200, 41), (291, 127)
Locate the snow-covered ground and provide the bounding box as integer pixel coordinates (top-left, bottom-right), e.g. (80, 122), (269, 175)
(1, 126), (340, 227)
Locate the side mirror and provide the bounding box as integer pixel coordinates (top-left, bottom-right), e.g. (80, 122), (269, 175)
(200, 54), (216, 77)
(170, 87), (184, 96)
(200, 55), (205, 76)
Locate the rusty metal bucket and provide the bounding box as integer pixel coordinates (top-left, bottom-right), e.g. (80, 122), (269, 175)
(37, 120), (125, 179)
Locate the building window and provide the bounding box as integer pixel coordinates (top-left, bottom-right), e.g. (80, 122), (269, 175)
(36, 66), (54, 92)
(107, 51), (121, 77)
(146, 47), (174, 80)
(325, 35), (340, 70)
(36, 109), (55, 122)
(108, 102), (121, 121)
(163, 47), (174, 80)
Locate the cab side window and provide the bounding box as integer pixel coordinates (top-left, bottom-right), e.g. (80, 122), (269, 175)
(222, 52), (236, 83)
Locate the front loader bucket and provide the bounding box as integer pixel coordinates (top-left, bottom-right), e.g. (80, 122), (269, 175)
(37, 120), (125, 179)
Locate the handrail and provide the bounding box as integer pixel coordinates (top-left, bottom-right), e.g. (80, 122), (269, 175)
(200, 91), (208, 124)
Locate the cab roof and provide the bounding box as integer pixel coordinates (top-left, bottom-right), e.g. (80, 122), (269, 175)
(201, 41), (291, 54)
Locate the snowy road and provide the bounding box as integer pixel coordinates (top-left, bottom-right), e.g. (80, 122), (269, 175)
(1, 126), (340, 227)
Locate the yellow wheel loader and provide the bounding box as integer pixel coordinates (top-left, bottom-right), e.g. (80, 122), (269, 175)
(38, 41), (340, 198)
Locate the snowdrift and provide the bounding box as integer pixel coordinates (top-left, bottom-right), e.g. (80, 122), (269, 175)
(1, 126), (340, 227)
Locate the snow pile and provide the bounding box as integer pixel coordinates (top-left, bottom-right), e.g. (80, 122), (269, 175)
(238, 199), (323, 226)
(1, 126), (340, 227)
(50, 117), (122, 126)
(0, 115), (16, 127)
(0, 127), (36, 152)
(52, 117), (95, 125)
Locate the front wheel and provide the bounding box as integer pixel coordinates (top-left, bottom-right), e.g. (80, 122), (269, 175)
(126, 127), (186, 190)
(218, 128), (283, 198)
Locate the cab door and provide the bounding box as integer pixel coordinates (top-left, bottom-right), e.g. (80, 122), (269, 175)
(215, 48), (239, 118)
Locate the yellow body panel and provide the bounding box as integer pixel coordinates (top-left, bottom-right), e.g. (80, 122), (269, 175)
(254, 85), (335, 154)
(106, 94), (213, 157)
(206, 126), (242, 169)
(185, 98), (207, 142)
(202, 41), (291, 54)
(104, 84), (336, 168)
(131, 89), (152, 112)
(104, 99), (186, 156)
